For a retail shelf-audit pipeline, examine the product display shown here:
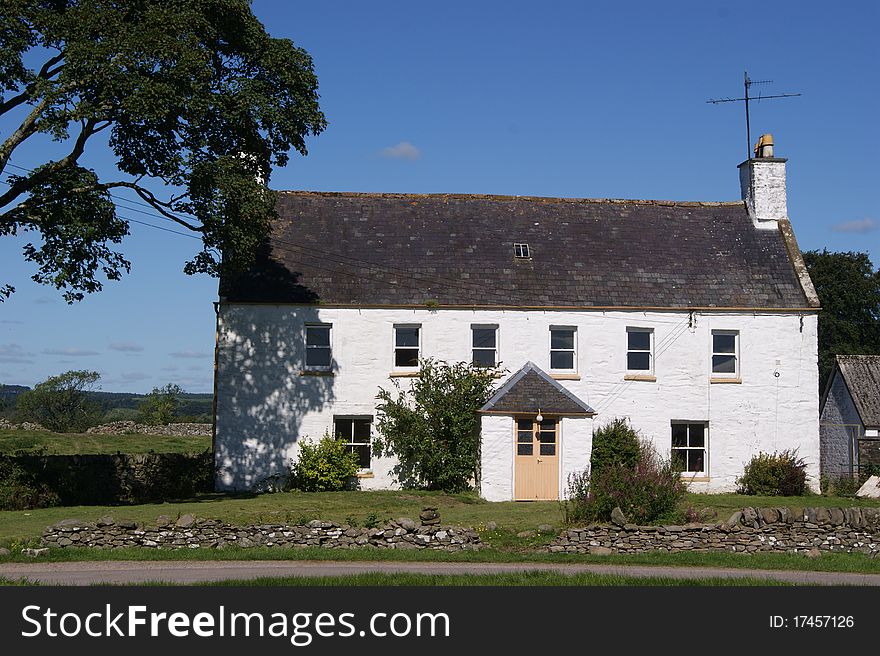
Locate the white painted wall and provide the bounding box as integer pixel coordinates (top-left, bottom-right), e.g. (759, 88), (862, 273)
(480, 415), (514, 502)
(560, 416), (593, 498)
(215, 305), (820, 495)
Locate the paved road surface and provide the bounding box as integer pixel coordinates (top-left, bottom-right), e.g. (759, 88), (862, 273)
(2, 560), (879, 585)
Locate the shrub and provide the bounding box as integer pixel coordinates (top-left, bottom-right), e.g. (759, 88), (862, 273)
(374, 358), (500, 491)
(0, 456), (60, 510)
(287, 432), (359, 492)
(590, 418), (640, 477)
(137, 383), (183, 425)
(736, 449), (807, 496)
(15, 370), (102, 432)
(563, 441), (687, 525)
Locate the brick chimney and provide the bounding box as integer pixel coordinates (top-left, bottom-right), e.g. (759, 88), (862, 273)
(737, 133), (787, 230)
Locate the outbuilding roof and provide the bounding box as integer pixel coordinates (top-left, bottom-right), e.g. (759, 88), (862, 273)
(835, 355), (880, 429)
(221, 191), (817, 310)
(480, 362), (595, 416)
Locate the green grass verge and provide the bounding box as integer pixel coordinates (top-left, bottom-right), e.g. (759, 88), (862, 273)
(2, 544), (879, 574)
(0, 572), (792, 586)
(0, 429), (210, 455)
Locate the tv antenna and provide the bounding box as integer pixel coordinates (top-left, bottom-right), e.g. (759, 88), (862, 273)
(707, 71), (801, 161)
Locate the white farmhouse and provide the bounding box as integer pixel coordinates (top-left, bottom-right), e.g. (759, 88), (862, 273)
(214, 147), (821, 499)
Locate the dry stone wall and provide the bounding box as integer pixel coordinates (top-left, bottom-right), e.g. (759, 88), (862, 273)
(41, 516), (484, 552)
(551, 506), (880, 555)
(85, 421), (212, 436)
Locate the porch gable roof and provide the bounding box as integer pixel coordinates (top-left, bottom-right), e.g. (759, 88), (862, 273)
(479, 361), (596, 416)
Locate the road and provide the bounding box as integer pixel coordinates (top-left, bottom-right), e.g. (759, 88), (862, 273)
(2, 560), (879, 585)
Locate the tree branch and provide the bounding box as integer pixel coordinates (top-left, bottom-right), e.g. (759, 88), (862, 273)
(0, 52), (65, 118)
(99, 181), (203, 231)
(0, 118), (98, 209)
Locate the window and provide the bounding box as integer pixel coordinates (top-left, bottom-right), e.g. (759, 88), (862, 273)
(334, 417), (371, 469)
(394, 325), (420, 368)
(671, 422), (707, 475)
(516, 417), (557, 456)
(550, 326), (576, 371)
(514, 243), (531, 259)
(712, 330), (739, 377)
(304, 324), (332, 370)
(626, 327), (653, 372)
(472, 325), (498, 367)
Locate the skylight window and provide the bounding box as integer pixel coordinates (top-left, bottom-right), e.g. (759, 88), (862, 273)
(514, 243), (531, 259)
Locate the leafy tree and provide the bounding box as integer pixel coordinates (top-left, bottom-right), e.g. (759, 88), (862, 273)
(0, 0), (326, 302)
(137, 383), (183, 425)
(374, 359), (500, 492)
(803, 250), (880, 388)
(15, 369), (101, 432)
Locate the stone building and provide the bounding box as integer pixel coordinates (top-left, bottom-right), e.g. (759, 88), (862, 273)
(214, 146), (821, 500)
(820, 355), (880, 478)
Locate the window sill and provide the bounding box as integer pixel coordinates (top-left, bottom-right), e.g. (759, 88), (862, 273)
(389, 371), (420, 378)
(300, 370), (334, 377)
(710, 377), (741, 384)
(680, 475), (710, 483)
(624, 374), (656, 382)
(355, 471), (374, 479)
(550, 373), (581, 380)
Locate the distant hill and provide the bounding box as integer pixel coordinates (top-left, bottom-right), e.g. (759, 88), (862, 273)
(0, 385), (213, 421)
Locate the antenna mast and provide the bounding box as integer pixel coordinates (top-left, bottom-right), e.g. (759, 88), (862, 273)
(707, 71), (801, 160)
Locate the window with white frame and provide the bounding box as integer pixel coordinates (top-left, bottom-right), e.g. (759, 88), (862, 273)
(626, 327), (653, 372)
(334, 416), (371, 469)
(671, 422), (707, 475)
(549, 326), (576, 371)
(472, 325), (498, 367)
(711, 330), (739, 377)
(394, 325), (421, 368)
(304, 324), (332, 370)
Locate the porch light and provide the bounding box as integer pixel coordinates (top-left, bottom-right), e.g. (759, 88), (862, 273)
(536, 409), (543, 423)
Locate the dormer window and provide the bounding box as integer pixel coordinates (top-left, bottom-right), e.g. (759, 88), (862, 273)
(514, 243), (531, 259)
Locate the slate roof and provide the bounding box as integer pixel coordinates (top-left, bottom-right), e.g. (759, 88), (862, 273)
(836, 355), (880, 429)
(221, 191), (816, 309)
(480, 362), (595, 416)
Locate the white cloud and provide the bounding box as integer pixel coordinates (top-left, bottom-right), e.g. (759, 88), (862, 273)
(120, 371), (149, 382)
(42, 347), (100, 356)
(381, 141), (421, 161)
(0, 343), (33, 364)
(109, 341), (144, 352)
(832, 217), (877, 233)
(160, 365), (179, 372)
(170, 350), (210, 359)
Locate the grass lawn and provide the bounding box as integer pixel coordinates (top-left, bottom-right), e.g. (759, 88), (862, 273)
(0, 429), (210, 455)
(1, 490), (879, 573)
(0, 572), (793, 586)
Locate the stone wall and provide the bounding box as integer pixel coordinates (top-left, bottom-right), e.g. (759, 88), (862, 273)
(85, 421), (212, 436)
(0, 418), (212, 436)
(550, 507), (880, 555)
(4, 452), (213, 506)
(41, 515), (483, 552)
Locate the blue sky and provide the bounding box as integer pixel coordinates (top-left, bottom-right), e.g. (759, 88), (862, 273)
(1, 0), (877, 392)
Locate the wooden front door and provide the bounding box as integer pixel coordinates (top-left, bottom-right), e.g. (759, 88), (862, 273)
(514, 417), (559, 500)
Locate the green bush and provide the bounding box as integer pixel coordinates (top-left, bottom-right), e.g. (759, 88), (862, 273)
(374, 358), (500, 492)
(137, 383), (183, 425)
(590, 418), (640, 477)
(736, 450), (808, 496)
(15, 370), (102, 432)
(287, 432), (359, 492)
(563, 441), (687, 525)
(0, 456), (60, 510)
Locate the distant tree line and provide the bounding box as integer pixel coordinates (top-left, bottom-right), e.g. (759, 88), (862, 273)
(0, 373), (212, 431)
